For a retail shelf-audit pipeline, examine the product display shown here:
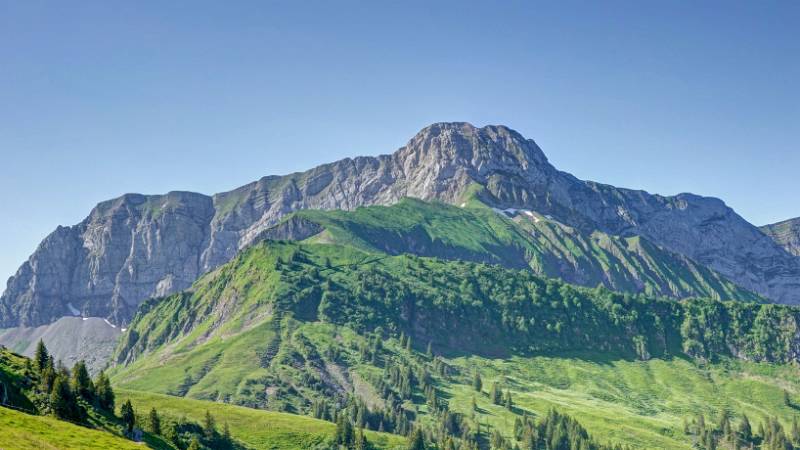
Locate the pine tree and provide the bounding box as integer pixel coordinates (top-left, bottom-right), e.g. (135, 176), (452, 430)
(94, 370), (115, 411)
(40, 360), (56, 394)
(70, 360), (94, 400)
(490, 382), (502, 405)
(785, 390), (792, 407)
(223, 422), (232, 444)
(407, 427), (426, 450)
(34, 340), (49, 373)
(120, 400), (136, 434)
(355, 427), (368, 450)
(739, 414), (752, 442)
(49, 375), (74, 420)
(472, 371), (482, 392)
(505, 390), (513, 411)
(204, 410), (216, 440)
(149, 407), (161, 435)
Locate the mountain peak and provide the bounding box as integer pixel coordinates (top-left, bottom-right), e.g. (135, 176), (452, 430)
(397, 122), (551, 179)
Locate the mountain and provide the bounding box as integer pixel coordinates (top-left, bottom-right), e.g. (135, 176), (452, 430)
(762, 217), (800, 257)
(3, 122), (799, 328)
(110, 240), (800, 449)
(259, 198), (760, 301)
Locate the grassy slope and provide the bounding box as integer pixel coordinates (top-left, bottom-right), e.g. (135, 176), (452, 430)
(111, 241), (800, 449)
(0, 348), (172, 450)
(440, 355), (800, 449)
(287, 197), (760, 302)
(114, 318), (800, 449)
(0, 406), (145, 450)
(117, 389), (405, 450)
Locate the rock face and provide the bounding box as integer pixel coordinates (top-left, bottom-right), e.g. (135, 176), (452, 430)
(762, 218), (800, 257)
(2, 122), (799, 327)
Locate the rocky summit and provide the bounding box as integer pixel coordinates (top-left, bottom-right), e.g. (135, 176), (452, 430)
(2, 122), (800, 328)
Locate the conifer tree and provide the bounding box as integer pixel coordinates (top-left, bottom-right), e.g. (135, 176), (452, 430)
(39, 360), (56, 394)
(34, 340), (49, 373)
(49, 375), (74, 420)
(204, 410), (216, 440)
(149, 407), (161, 435)
(490, 382), (502, 405)
(120, 400), (136, 434)
(223, 422), (232, 444)
(407, 427), (426, 450)
(472, 371), (482, 392)
(70, 360), (94, 400)
(739, 414), (752, 442)
(94, 370), (115, 411)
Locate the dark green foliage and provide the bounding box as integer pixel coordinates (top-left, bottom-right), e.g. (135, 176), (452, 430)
(70, 360), (94, 401)
(684, 412), (800, 450)
(120, 242), (800, 370)
(204, 410), (216, 440)
(148, 407), (161, 435)
(34, 340), (49, 373)
(120, 399), (136, 433)
(115, 241), (800, 449)
(472, 371), (482, 392)
(406, 428), (426, 450)
(94, 370), (115, 411)
(49, 375), (85, 422)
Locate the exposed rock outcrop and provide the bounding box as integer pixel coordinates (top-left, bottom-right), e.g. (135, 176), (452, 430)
(762, 217), (800, 257)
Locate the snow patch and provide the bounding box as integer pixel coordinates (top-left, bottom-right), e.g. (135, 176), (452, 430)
(82, 317), (89, 321)
(66, 303), (80, 316)
(103, 319), (117, 329)
(460, 203), (466, 208)
(121, 328), (127, 332)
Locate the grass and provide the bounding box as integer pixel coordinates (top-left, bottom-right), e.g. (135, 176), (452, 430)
(289, 197), (761, 301)
(110, 239), (800, 448)
(117, 389), (406, 450)
(0, 406), (144, 450)
(436, 354), (800, 449)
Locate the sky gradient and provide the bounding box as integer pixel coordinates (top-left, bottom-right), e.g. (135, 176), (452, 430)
(1, 1), (798, 284)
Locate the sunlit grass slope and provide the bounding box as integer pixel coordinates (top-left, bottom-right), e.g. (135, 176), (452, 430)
(117, 389), (406, 450)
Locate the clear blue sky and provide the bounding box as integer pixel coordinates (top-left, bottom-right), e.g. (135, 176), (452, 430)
(1, 1), (798, 284)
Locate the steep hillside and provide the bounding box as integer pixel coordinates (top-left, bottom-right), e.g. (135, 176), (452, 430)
(258, 197), (760, 301)
(762, 217), (800, 257)
(111, 241), (800, 449)
(0, 347), (167, 449)
(4, 122), (799, 330)
(0, 406), (145, 450)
